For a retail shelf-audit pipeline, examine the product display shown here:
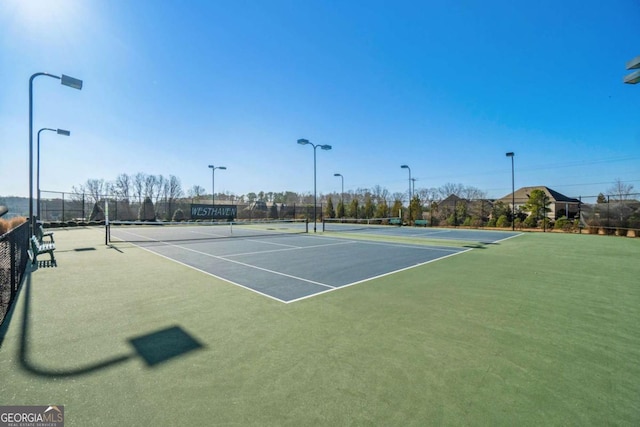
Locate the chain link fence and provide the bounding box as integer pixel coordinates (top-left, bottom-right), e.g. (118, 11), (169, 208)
(38, 191), (325, 223)
(1, 220), (29, 327)
(35, 190), (640, 236)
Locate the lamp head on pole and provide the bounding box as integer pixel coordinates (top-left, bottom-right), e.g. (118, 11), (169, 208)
(334, 173), (342, 177)
(297, 138), (310, 145)
(56, 129), (70, 136)
(218, 166), (227, 170)
(624, 55), (640, 84)
(60, 74), (83, 90)
(401, 164), (409, 169)
(320, 144), (332, 150)
(506, 152), (514, 157)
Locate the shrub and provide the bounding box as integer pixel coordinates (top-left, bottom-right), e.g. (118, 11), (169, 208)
(496, 215), (509, 228)
(138, 197), (156, 221)
(172, 209), (185, 221)
(523, 215), (537, 228)
(89, 203), (105, 222)
(470, 218), (484, 228)
(554, 216), (568, 230)
(0, 217), (27, 236)
(487, 218), (497, 227)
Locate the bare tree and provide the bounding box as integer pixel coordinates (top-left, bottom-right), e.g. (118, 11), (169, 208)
(153, 175), (165, 204)
(607, 178), (634, 201)
(133, 173), (146, 204)
(144, 174), (158, 200)
(607, 178), (635, 222)
(165, 175), (183, 219)
(188, 185), (206, 200)
(438, 183), (465, 199)
(85, 179), (105, 203)
(114, 173), (131, 200)
(461, 185), (487, 200)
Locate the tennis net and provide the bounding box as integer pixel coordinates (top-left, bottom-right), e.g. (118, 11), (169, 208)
(322, 217), (402, 232)
(107, 219), (308, 243)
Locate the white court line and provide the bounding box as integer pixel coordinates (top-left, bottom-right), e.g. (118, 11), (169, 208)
(223, 240), (356, 258)
(352, 239), (462, 252)
(287, 248), (472, 303)
(491, 232), (523, 244)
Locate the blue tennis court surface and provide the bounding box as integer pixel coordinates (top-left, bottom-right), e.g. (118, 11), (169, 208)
(110, 225), (520, 303)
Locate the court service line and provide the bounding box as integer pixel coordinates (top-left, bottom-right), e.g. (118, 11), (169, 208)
(156, 242), (337, 289)
(491, 233), (523, 243)
(222, 240), (356, 258)
(286, 247), (473, 304)
(119, 244), (291, 304)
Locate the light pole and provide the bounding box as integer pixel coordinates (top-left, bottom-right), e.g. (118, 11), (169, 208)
(506, 152), (515, 231)
(37, 128), (70, 221)
(29, 72), (82, 234)
(298, 138), (332, 232)
(208, 165), (226, 217)
(334, 173), (344, 217)
(401, 164), (412, 201)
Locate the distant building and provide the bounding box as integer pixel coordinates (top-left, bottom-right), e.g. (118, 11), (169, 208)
(498, 186), (581, 219)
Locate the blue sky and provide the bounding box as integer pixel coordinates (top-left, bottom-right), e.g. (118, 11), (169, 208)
(1, 0), (638, 202)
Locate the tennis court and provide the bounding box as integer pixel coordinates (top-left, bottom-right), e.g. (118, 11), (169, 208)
(107, 220), (515, 303)
(3, 227), (639, 426)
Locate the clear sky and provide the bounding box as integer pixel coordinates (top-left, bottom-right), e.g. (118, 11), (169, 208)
(1, 0), (639, 202)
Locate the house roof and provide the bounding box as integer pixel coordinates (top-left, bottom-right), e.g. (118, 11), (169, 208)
(498, 186), (581, 204)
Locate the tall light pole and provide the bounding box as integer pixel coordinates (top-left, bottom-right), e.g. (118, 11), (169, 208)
(401, 164), (412, 201)
(208, 165), (226, 217)
(29, 72), (82, 234)
(298, 138), (332, 232)
(334, 173), (344, 217)
(506, 152), (515, 231)
(37, 128), (70, 221)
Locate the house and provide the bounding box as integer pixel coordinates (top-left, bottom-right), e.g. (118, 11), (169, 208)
(498, 186), (581, 219)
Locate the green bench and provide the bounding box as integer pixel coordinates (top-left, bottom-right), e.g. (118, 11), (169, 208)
(37, 224), (55, 243)
(389, 218), (402, 226)
(414, 219), (428, 226)
(28, 235), (57, 266)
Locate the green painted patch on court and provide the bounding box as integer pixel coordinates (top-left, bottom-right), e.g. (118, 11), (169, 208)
(1, 228), (638, 425)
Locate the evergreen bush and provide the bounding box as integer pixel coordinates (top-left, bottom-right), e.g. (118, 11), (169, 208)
(172, 208), (185, 221)
(496, 215), (509, 228)
(89, 203), (105, 222)
(138, 197), (156, 221)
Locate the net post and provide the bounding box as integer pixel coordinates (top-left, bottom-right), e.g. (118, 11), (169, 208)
(322, 218), (325, 232)
(105, 197), (109, 245)
(306, 219), (309, 233)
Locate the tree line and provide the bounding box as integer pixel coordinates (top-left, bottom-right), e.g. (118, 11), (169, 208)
(68, 173), (636, 228)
